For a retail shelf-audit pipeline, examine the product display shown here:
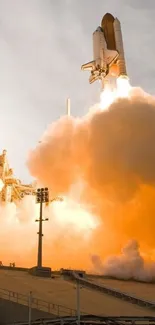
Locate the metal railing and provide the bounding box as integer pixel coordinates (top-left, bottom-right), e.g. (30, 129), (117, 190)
(0, 288), (77, 316)
(70, 271), (155, 311)
(6, 315), (155, 325)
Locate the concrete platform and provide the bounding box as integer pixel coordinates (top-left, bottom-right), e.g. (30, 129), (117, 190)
(88, 276), (155, 302)
(0, 269), (155, 316)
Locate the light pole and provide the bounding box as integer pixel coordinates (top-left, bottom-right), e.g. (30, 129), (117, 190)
(35, 188), (63, 269)
(35, 188), (49, 268)
(76, 280), (80, 325)
(74, 280), (83, 325)
(28, 291), (32, 325)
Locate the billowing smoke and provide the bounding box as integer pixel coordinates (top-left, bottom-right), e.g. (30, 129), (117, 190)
(0, 195), (94, 269)
(92, 240), (155, 282)
(0, 197), (38, 266)
(28, 87), (155, 201)
(26, 87), (155, 280)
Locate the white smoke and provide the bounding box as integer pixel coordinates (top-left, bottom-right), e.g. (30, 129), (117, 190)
(92, 240), (155, 282)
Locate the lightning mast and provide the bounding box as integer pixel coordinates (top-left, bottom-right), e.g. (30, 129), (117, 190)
(66, 98), (71, 116)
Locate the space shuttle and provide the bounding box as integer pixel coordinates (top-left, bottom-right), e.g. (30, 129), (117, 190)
(81, 13), (128, 88)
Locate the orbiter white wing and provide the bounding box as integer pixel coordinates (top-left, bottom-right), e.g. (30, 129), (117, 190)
(81, 61), (95, 71)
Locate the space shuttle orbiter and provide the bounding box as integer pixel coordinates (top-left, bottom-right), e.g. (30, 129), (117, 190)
(81, 13), (128, 88)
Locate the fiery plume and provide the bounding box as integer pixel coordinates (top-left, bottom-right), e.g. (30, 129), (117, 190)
(1, 79), (155, 280)
(26, 83), (155, 277)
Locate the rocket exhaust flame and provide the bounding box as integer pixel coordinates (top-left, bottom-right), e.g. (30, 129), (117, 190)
(100, 77), (131, 110)
(116, 76), (131, 98)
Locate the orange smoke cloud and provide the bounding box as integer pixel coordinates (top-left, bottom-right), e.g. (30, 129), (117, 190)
(26, 86), (155, 277)
(28, 87), (155, 201)
(0, 197), (38, 266)
(0, 196), (95, 269)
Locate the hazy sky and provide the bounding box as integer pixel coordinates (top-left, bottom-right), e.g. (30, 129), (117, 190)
(0, 0), (155, 182)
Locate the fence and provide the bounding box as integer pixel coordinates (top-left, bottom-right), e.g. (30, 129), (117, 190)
(0, 288), (77, 317)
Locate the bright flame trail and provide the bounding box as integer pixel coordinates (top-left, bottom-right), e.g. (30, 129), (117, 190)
(100, 77), (131, 110)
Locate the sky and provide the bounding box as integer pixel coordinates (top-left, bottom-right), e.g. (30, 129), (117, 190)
(0, 0), (155, 182)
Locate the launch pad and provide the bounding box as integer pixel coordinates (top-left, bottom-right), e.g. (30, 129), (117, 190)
(0, 149), (36, 202)
(29, 266), (51, 278)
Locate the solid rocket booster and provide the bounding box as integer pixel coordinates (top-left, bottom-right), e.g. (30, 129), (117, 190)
(101, 13), (127, 77)
(81, 13), (128, 88)
(113, 18), (127, 76)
